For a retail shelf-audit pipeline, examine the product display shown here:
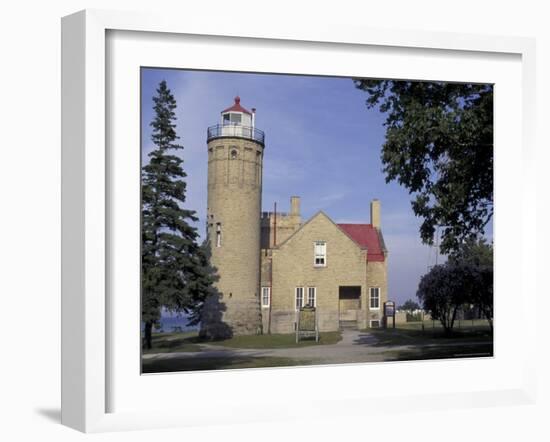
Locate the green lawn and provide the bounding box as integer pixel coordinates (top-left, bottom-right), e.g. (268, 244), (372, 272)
(377, 343), (493, 362)
(142, 331), (204, 354)
(363, 321), (493, 362)
(142, 355), (312, 373)
(366, 323), (492, 347)
(142, 325), (492, 373)
(143, 330), (342, 354)
(396, 318), (492, 331)
(142, 330), (341, 373)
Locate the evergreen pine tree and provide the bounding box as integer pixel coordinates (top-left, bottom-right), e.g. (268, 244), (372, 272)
(141, 80), (211, 349)
(186, 239), (220, 327)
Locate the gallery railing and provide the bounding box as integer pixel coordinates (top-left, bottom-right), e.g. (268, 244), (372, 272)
(207, 124), (265, 145)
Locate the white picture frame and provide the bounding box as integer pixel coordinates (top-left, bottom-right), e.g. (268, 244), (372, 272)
(61, 9), (537, 433)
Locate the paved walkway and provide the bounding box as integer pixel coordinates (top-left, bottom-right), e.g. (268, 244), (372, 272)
(143, 330), (491, 366)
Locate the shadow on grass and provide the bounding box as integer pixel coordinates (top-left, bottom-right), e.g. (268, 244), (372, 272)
(352, 326), (493, 362)
(145, 330), (342, 354)
(383, 342), (494, 362)
(143, 332), (204, 354)
(355, 327), (493, 348)
(142, 351), (309, 373)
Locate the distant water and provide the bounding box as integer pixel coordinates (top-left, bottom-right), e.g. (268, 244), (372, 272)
(141, 312), (199, 333)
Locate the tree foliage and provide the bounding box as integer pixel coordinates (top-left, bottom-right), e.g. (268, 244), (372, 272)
(448, 236), (493, 268)
(185, 239), (220, 327)
(141, 80), (214, 349)
(354, 79), (493, 254)
(399, 299), (421, 321)
(449, 238), (493, 330)
(417, 264), (475, 334)
(399, 299), (421, 312)
(417, 238), (493, 333)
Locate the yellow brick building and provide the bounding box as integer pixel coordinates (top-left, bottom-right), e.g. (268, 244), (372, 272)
(200, 97), (388, 338)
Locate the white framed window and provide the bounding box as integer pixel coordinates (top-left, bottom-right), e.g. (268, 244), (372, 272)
(313, 241), (327, 267)
(307, 287), (316, 307)
(216, 223), (222, 247)
(223, 112), (242, 125)
(295, 287), (304, 310)
(370, 319), (381, 328)
(369, 287), (380, 310)
(261, 287), (270, 308)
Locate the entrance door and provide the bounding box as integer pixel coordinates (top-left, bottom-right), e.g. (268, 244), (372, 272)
(339, 286), (361, 328)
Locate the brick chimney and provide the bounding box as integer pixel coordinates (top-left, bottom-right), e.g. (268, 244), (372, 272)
(290, 196), (301, 217)
(370, 199), (381, 229)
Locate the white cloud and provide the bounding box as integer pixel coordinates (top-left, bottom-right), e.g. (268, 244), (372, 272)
(317, 191), (348, 205)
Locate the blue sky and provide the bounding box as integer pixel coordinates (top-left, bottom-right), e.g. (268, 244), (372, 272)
(141, 68), (471, 306)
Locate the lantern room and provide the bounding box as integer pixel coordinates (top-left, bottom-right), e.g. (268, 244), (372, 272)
(221, 96), (254, 128)
(207, 96), (265, 146)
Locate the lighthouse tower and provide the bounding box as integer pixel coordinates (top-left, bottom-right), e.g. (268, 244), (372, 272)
(200, 97), (265, 338)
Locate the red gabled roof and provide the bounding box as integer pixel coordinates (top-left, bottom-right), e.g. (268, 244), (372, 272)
(221, 96), (252, 115)
(337, 223), (385, 262)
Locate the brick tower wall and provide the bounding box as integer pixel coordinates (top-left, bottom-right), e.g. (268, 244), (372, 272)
(200, 137), (264, 338)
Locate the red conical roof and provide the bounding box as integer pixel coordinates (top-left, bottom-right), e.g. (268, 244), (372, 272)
(221, 96), (252, 115)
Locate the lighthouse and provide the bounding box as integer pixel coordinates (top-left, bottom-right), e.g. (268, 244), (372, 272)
(200, 97), (265, 338)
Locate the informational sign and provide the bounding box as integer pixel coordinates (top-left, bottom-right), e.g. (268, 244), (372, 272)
(384, 301), (396, 329)
(384, 301), (395, 317)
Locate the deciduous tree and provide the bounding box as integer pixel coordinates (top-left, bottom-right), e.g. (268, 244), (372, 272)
(449, 238), (493, 330)
(354, 79), (493, 254)
(416, 264), (476, 335)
